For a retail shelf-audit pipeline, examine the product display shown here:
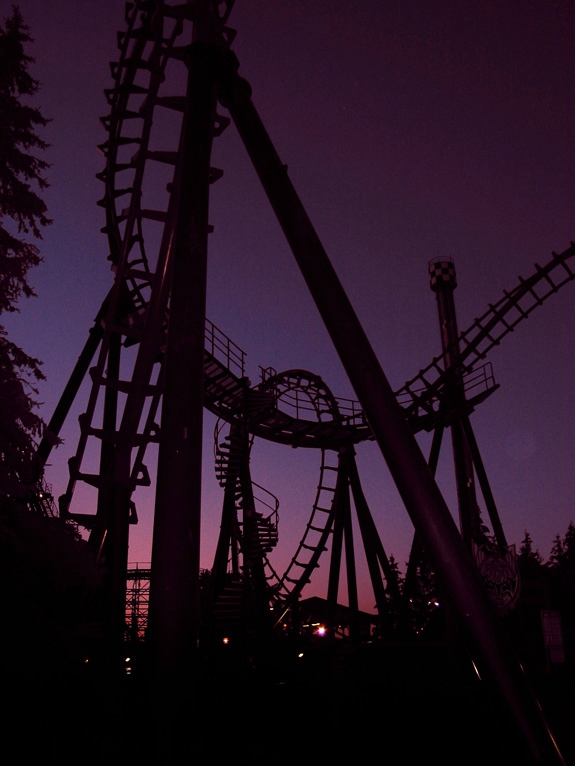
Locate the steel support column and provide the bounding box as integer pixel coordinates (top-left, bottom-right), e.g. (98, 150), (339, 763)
(148, 37), (219, 681)
(429, 258), (481, 548)
(460, 413), (508, 549)
(403, 424), (444, 610)
(35, 298), (106, 471)
(347, 449), (401, 635)
(326, 452), (348, 634)
(146, 20), (224, 762)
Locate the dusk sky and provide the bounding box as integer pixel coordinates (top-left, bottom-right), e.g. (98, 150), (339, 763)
(5, 0), (574, 612)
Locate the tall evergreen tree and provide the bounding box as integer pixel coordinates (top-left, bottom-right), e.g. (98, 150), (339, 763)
(0, 11), (106, 669)
(563, 521), (575, 569)
(384, 553), (404, 634)
(518, 530), (543, 569)
(0, 5), (51, 500)
(548, 533), (565, 570)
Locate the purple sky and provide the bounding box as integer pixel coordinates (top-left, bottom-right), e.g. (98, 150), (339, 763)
(6, 1), (574, 611)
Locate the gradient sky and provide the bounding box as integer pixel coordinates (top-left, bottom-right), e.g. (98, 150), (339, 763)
(5, 0), (574, 612)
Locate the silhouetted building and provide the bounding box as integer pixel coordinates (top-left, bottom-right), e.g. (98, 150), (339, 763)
(298, 596), (376, 641)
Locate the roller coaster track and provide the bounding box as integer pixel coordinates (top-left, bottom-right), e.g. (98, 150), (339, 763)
(55, 2), (238, 529)
(395, 242), (575, 430)
(30, 6), (571, 760)
(238, 371), (352, 611)
(36, 0), (574, 637)
(206, 369), (370, 620)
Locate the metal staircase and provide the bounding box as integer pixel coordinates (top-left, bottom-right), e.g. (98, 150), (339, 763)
(214, 421), (279, 558)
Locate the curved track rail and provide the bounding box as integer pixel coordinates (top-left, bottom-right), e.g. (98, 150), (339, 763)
(249, 371), (346, 610)
(396, 242), (575, 429)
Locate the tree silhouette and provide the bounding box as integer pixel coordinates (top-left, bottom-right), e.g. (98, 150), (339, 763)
(0, 5), (51, 501)
(519, 530), (544, 569)
(546, 522), (575, 660)
(406, 552), (442, 638)
(548, 533), (566, 570)
(0, 507), (104, 673)
(0, 8), (106, 676)
(563, 522), (575, 569)
(384, 554), (404, 631)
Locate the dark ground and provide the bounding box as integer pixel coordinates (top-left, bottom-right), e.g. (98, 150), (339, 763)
(3, 641), (574, 765)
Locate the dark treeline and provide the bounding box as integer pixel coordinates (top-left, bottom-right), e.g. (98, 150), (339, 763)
(393, 522), (575, 669)
(0, 6), (105, 677)
(511, 522), (575, 664)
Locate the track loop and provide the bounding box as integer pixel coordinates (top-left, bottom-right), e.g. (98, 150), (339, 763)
(222, 370), (349, 612)
(257, 369), (343, 425)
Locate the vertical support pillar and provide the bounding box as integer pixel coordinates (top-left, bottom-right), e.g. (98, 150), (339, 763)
(343, 489), (360, 641)
(428, 258), (481, 548)
(95, 333), (127, 660)
(460, 413), (508, 549)
(148, 37), (218, 682)
(146, 17), (225, 760)
(326, 453), (347, 633)
(348, 449), (400, 636)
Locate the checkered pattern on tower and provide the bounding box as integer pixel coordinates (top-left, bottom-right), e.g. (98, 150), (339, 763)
(429, 260), (457, 291)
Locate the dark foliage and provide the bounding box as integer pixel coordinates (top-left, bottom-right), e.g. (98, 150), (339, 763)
(546, 522), (575, 654)
(0, 8), (105, 675)
(519, 529), (543, 568)
(509, 524), (575, 669)
(401, 549), (444, 639)
(0, 5), (51, 499)
(548, 532), (566, 570)
(0, 497), (104, 674)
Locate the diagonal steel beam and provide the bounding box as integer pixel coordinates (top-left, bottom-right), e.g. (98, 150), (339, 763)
(220, 68), (565, 765)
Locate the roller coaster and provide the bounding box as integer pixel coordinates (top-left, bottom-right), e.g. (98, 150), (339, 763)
(30, 2), (574, 763)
